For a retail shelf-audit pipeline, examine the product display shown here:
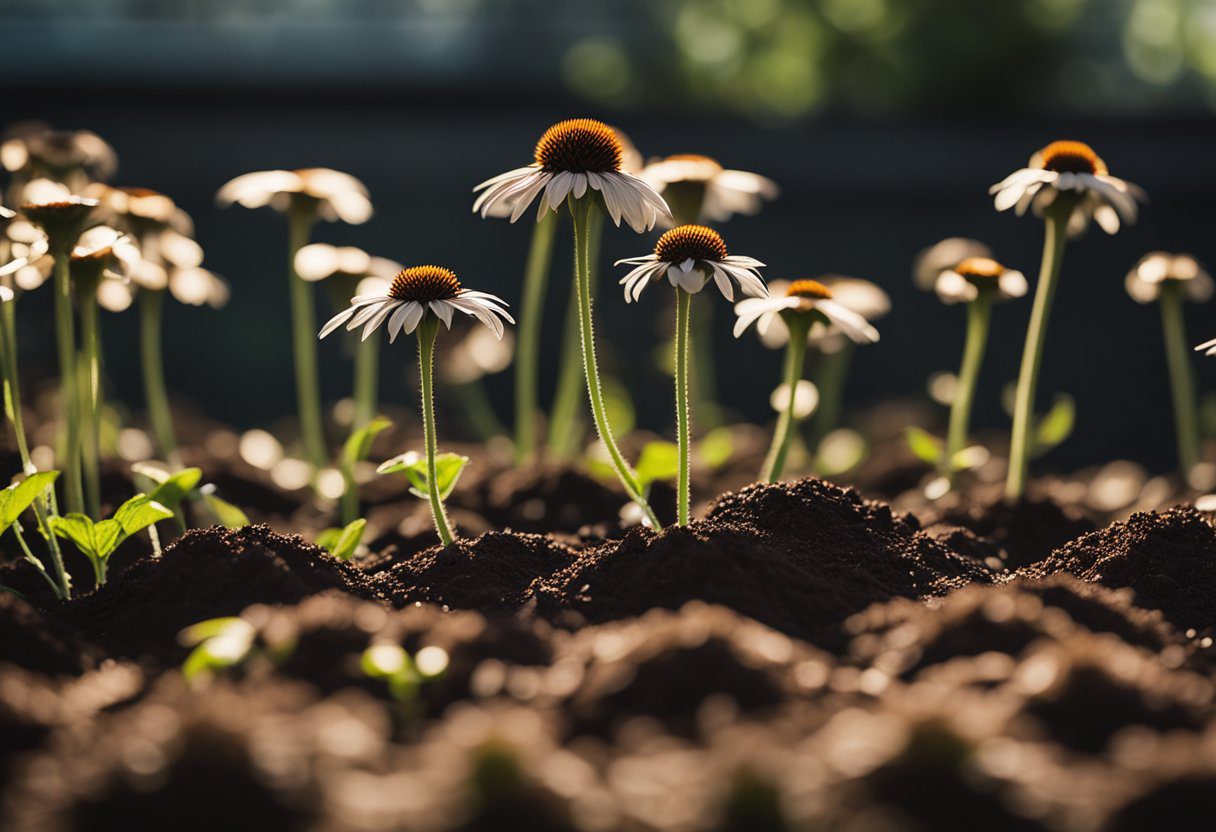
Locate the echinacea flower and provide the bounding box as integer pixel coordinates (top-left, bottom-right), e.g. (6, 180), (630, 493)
(618, 224), (767, 302)
(641, 154), (778, 226)
(913, 237), (993, 292)
(1, 121), (117, 191)
(990, 140), (1145, 236)
(216, 168), (372, 225)
(319, 265), (513, 344)
(733, 279), (879, 343)
(473, 118), (670, 231)
(1126, 252), (1213, 305)
(933, 256), (1028, 305)
(20, 195), (98, 247)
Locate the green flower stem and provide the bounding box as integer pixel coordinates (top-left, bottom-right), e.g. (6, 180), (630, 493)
(674, 288), (693, 525)
(79, 292), (102, 518)
(808, 342), (853, 457)
(761, 314), (811, 483)
(417, 314), (454, 547)
(1159, 281), (1200, 475)
(514, 210), (558, 464)
(569, 195), (661, 529)
(139, 289), (178, 461)
(1006, 204), (1071, 502)
(288, 203), (326, 469)
(548, 211), (601, 460)
(0, 298), (32, 471)
(353, 335), (379, 430)
(52, 250), (83, 514)
(945, 288), (994, 486)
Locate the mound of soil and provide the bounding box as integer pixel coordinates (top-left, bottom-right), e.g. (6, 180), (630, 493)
(547, 479), (991, 650)
(478, 464), (628, 534)
(1020, 507), (1216, 633)
(0, 593), (99, 676)
(52, 525), (383, 663)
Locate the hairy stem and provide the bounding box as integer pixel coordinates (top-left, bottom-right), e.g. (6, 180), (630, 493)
(288, 204), (326, 469)
(418, 315), (454, 546)
(12, 521), (64, 599)
(761, 315), (810, 483)
(569, 195), (661, 528)
(674, 288), (693, 525)
(139, 289), (178, 461)
(52, 250), (83, 514)
(514, 210), (557, 464)
(1160, 281), (1200, 476)
(1006, 206), (1070, 502)
(945, 289), (994, 486)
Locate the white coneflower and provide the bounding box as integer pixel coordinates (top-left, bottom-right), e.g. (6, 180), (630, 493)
(734, 280), (879, 484)
(913, 237), (993, 292)
(934, 256), (1028, 305)
(1126, 252), (1212, 305)
(473, 118), (669, 231)
(997, 140), (1146, 501)
(216, 167), (372, 225)
(320, 265), (513, 343)
(990, 140), (1145, 236)
(294, 243), (401, 285)
(640, 153), (778, 226)
(1, 122), (118, 193)
(618, 224), (767, 303)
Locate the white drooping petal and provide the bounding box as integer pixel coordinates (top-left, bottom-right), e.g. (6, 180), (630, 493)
(361, 300), (401, 341)
(816, 299), (880, 344)
(319, 305), (359, 339)
(429, 299), (454, 329)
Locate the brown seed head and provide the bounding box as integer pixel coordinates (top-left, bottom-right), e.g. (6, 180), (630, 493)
(534, 119), (623, 173)
(953, 257), (1005, 279)
(785, 279), (833, 300)
(389, 265), (462, 303)
(1035, 140), (1108, 176)
(654, 224), (728, 263)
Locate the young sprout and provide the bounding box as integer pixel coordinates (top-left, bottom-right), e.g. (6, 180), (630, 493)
(216, 168), (373, 470)
(734, 279), (878, 482)
(1126, 252), (1212, 476)
(473, 118), (670, 527)
(50, 493), (172, 587)
(617, 224), (767, 524)
(320, 265), (513, 546)
(20, 192), (98, 514)
(0, 470), (67, 599)
(928, 256), (1027, 487)
(991, 140), (1145, 501)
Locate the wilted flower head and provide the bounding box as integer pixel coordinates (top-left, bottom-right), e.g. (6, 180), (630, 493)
(990, 140), (1145, 236)
(1, 121), (117, 190)
(473, 118), (670, 231)
(1126, 252), (1212, 305)
(641, 154), (778, 225)
(913, 237), (993, 291)
(616, 224), (766, 302)
(934, 256), (1028, 305)
(320, 265), (514, 343)
(216, 168), (372, 224)
(734, 279), (880, 344)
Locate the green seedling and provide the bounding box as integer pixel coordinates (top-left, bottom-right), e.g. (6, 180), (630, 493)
(50, 494), (172, 586)
(378, 451), (469, 503)
(316, 518), (367, 561)
(361, 642), (449, 702)
(180, 616), (257, 682)
(132, 462), (249, 531)
(340, 415), (391, 526)
(0, 471), (69, 598)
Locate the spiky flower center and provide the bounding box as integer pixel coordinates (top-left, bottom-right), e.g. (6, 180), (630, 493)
(654, 225), (728, 264)
(785, 279), (833, 299)
(389, 265), (462, 303)
(1036, 140), (1107, 176)
(953, 257), (1005, 279)
(534, 119), (622, 173)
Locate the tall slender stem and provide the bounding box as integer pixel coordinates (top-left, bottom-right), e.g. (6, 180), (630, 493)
(1160, 281), (1200, 476)
(417, 315), (454, 546)
(353, 335), (379, 430)
(761, 315), (810, 483)
(674, 289), (693, 525)
(1006, 206), (1070, 501)
(140, 290), (178, 460)
(52, 250), (83, 514)
(514, 210), (557, 464)
(0, 299), (32, 471)
(79, 293), (102, 518)
(547, 215), (600, 459)
(569, 196), (661, 529)
(945, 289), (994, 486)
(288, 204), (326, 469)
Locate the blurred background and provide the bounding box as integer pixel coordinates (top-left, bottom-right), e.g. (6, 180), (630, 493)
(3, 0), (1216, 473)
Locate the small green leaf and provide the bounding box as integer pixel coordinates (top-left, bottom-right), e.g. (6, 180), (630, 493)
(381, 452), (469, 501)
(635, 441), (680, 488)
(343, 416), (392, 468)
(148, 468), (203, 511)
(201, 492), (250, 528)
(113, 494), (174, 542)
(130, 462), (171, 486)
(321, 518), (366, 561)
(50, 514), (106, 562)
(179, 616), (245, 646)
(377, 450), (422, 477)
(950, 445), (989, 473)
(179, 618), (256, 682)
(1032, 394), (1075, 457)
(0, 471), (59, 536)
(698, 427), (736, 470)
(361, 643), (411, 679)
(904, 427), (944, 465)
(315, 527), (341, 551)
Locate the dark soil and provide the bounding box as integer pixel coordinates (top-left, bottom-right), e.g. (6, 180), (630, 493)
(1019, 506), (1216, 634)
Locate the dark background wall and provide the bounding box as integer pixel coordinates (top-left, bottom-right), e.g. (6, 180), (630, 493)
(4, 0), (1216, 473)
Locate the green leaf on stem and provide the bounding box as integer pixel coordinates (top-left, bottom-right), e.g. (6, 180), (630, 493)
(316, 518), (366, 561)
(343, 416), (392, 468)
(51, 494), (173, 568)
(378, 451), (469, 501)
(904, 427), (944, 465)
(0, 471), (59, 536)
(148, 467), (203, 511)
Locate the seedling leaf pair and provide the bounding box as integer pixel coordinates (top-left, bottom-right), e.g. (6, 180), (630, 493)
(50, 494), (173, 583)
(378, 451), (469, 501)
(133, 462), (250, 528)
(905, 427), (986, 473)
